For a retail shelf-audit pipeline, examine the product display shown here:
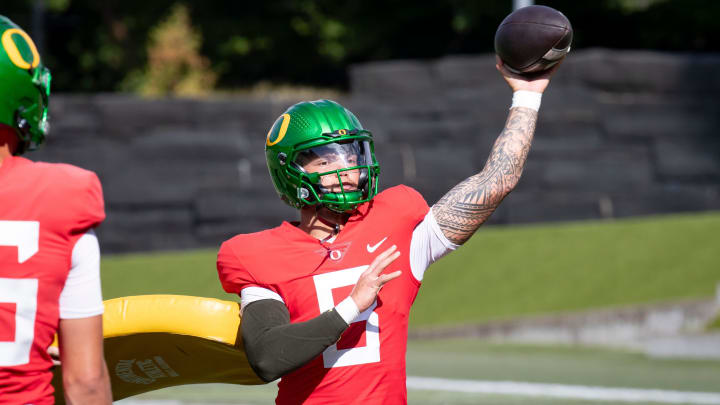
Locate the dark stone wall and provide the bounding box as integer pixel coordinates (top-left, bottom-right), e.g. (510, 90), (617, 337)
(31, 49), (720, 253)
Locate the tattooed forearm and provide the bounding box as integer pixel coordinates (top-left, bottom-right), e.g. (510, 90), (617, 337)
(432, 107), (538, 244)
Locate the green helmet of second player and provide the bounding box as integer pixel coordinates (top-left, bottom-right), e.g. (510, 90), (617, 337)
(0, 15), (51, 155)
(265, 99), (380, 213)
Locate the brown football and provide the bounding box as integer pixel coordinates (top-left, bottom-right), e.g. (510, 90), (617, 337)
(494, 5), (573, 75)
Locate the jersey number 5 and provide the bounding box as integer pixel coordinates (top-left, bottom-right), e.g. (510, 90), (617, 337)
(313, 266), (380, 368)
(0, 220), (40, 366)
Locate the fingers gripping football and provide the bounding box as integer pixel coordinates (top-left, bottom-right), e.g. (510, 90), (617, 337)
(349, 245), (402, 313)
(496, 56), (560, 94)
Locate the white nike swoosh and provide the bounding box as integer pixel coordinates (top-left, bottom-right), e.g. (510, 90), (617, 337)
(366, 237), (388, 253)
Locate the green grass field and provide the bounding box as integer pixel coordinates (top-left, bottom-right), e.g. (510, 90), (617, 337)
(101, 211), (720, 328)
(405, 339), (720, 392)
(412, 210), (720, 327)
(124, 339), (720, 405)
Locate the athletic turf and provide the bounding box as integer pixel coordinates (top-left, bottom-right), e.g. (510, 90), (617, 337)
(121, 339), (720, 405)
(100, 248), (230, 300)
(101, 211), (720, 328)
(406, 339), (720, 392)
(411, 211), (720, 326)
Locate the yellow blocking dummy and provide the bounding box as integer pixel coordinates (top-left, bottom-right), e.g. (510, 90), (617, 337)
(51, 295), (265, 404)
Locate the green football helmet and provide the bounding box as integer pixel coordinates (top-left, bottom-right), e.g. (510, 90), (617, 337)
(265, 99), (380, 213)
(0, 15), (51, 154)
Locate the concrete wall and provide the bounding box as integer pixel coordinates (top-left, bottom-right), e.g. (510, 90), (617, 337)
(31, 49), (720, 252)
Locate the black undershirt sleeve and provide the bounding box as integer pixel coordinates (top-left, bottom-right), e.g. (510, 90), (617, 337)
(241, 299), (349, 382)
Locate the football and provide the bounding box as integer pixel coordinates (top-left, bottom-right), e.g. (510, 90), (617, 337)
(494, 5), (573, 75)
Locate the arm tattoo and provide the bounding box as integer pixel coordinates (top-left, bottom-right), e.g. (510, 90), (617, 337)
(432, 107), (538, 245)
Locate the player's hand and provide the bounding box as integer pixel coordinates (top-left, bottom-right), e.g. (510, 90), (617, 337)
(350, 245), (402, 313)
(496, 55), (561, 94)
(48, 345), (61, 366)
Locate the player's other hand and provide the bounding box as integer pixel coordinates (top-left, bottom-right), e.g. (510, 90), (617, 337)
(496, 55), (561, 94)
(48, 345), (61, 366)
(350, 245), (402, 313)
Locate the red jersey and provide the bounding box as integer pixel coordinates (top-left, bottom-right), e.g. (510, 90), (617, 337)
(218, 185), (429, 405)
(0, 156), (105, 405)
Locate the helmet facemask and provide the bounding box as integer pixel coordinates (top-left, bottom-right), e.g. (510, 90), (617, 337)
(14, 65), (51, 154)
(289, 133), (379, 213)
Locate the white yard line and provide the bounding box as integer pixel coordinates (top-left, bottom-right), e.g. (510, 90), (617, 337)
(116, 378), (720, 405)
(406, 376), (720, 404)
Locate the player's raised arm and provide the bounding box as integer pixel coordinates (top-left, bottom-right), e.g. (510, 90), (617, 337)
(431, 59), (560, 245)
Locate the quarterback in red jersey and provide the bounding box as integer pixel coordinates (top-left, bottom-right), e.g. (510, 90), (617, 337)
(0, 16), (112, 404)
(218, 59), (560, 403)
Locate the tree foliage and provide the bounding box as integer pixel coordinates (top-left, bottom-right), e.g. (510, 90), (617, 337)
(123, 4), (216, 96)
(2, 0), (719, 92)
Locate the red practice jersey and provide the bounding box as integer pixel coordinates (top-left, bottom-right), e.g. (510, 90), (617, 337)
(0, 156), (105, 405)
(218, 185), (430, 405)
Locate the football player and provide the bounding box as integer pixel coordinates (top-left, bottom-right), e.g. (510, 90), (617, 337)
(0, 16), (112, 404)
(217, 58), (559, 404)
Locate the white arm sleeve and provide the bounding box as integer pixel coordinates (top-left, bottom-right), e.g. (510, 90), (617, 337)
(409, 209), (460, 282)
(59, 230), (104, 319)
(239, 286), (359, 324)
(240, 286), (285, 313)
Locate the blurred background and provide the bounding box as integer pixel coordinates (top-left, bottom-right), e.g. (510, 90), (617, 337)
(4, 1), (720, 404)
(3, 0), (719, 251)
(5, 0), (720, 93)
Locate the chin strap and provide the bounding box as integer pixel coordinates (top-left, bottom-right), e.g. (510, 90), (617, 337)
(315, 205), (346, 236)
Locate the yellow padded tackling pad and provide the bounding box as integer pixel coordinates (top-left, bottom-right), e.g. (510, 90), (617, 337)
(51, 295), (264, 404)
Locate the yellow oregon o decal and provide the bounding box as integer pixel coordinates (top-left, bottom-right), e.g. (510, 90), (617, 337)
(266, 114), (291, 146)
(338, 129), (347, 135)
(1, 28), (40, 69)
